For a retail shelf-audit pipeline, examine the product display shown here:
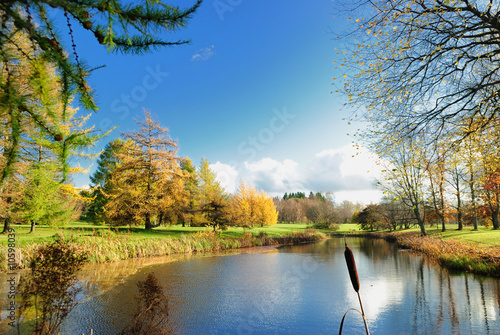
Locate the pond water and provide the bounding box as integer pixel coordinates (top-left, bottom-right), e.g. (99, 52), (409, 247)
(2, 238), (500, 334)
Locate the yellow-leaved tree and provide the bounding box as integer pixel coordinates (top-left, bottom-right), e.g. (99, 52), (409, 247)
(104, 111), (187, 230)
(229, 180), (278, 228)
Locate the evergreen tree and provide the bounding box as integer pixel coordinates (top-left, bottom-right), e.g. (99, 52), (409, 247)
(84, 139), (123, 223)
(179, 157), (200, 227)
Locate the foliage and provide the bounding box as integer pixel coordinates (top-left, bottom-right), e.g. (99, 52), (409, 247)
(275, 191), (342, 225)
(81, 139), (123, 223)
(104, 111), (187, 229)
(229, 180), (278, 228)
(18, 162), (74, 228)
(0, 29), (107, 186)
(201, 197), (231, 232)
(0, 1), (201, 180)
(17, 240), (88, 334)
(354, 204), (390, 232)
(337, 0), (500, 146)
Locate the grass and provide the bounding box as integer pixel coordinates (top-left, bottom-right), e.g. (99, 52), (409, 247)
(362, 228), (500, 276)
(422, 226), (500, 247)
(0, 222), (321, 246)
(0, 221), (328, 271)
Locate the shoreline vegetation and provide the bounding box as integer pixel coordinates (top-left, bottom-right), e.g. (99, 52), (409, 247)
(0, 223), (328, 272)
(2, 223), (499, 277)
(332, 228), (500, 277)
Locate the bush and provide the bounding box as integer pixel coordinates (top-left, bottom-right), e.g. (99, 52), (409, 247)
(17, 240), (88, 334)
(312, 222), (339, 231)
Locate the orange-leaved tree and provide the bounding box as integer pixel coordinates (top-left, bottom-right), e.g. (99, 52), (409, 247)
(104, 111), (187, 230)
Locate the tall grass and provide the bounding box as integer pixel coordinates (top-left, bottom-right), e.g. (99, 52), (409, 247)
(371, 231), (500, 276)
(0, 229), (327, 271)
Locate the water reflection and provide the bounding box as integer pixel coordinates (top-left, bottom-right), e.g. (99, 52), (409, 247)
(0, 239), (498, 334)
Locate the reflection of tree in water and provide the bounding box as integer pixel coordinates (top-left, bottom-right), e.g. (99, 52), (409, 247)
(412, 258), (433, 334)
(358, 238), (396, 263)
(436, 270), (460, 333)
(480, 280), (492, 334)
(495, 279), (500, 317)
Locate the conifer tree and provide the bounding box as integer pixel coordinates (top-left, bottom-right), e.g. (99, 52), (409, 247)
(19, 162), (74, 232)
(1, 0), (201, 186)
(104, 111), (186, 230)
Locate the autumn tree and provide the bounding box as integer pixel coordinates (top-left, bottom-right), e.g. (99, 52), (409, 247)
(229, 180), (278, 228)
(198, 158), (227, 205)
(104, 111), (186, 230)
(18, 162), (74, 232)
(178, 157), (200, 227)
(0, 1), (201, 180)
(377, 139), (428, 235)
(1, 30), (105, 233)
(337, 0), (500, 148)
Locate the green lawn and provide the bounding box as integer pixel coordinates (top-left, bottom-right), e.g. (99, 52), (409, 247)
(0, 221), (320, 246)
(3, 221), (497, 247)
(422, 226), (500, 247)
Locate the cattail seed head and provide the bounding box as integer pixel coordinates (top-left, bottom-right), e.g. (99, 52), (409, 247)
(344, 242), (360, 292)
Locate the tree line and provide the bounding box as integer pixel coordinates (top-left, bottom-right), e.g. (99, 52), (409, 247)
(335, 0), (500, 235)
(79, 111), (278, 231)
(273, 192), (362, 229)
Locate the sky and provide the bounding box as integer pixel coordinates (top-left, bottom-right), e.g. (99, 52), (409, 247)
(69, 0), (384, 204)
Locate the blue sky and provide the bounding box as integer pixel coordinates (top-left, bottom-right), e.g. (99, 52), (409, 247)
(71, 0), (383, 203)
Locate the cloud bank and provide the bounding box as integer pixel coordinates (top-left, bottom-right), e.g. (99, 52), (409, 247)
(210, 144), (384, 204)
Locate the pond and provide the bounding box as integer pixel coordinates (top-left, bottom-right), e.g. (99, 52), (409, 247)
(2, 238), (500, 334)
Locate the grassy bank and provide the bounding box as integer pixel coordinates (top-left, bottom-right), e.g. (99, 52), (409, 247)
(0, 222), (327, 271)
(348, 228), (500, 277)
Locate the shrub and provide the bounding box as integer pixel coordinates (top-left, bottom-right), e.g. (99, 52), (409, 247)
(17, 240), (88, 334)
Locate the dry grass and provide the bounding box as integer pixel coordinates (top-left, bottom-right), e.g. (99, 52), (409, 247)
(0, 229), (327, 272)
(374, 231), (500, 276)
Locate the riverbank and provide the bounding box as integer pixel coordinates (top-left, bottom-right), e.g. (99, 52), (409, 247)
(0, 225), (327, 272)
(333, 229), (500, 277)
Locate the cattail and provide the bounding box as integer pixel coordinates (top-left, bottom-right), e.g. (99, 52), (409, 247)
(339, 240), (370, 335)
(344, 241), (360, 292)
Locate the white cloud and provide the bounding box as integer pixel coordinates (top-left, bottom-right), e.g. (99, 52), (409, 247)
(210, 144), (384, 204)
(210, 161), (238, 193)
(243, 158), (303, 193)
(191, 45), (216, 62)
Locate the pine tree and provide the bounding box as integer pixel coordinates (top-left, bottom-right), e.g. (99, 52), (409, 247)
(84, 139), (123, 223)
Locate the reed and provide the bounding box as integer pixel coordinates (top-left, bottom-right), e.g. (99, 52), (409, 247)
(339, 241), (370, 335)
(0, 229), (326, 271)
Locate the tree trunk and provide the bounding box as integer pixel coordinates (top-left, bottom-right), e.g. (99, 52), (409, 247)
(145, 213), (161, 230)
(1, 217), (12, 234)
(413, 206), (426, 236)
(30, 220), (35, 233)
(145, 213), (152, 230)
(456, 192), (463, 230)
(493, 196), (500, 230)
(470, 172), (479, 230)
